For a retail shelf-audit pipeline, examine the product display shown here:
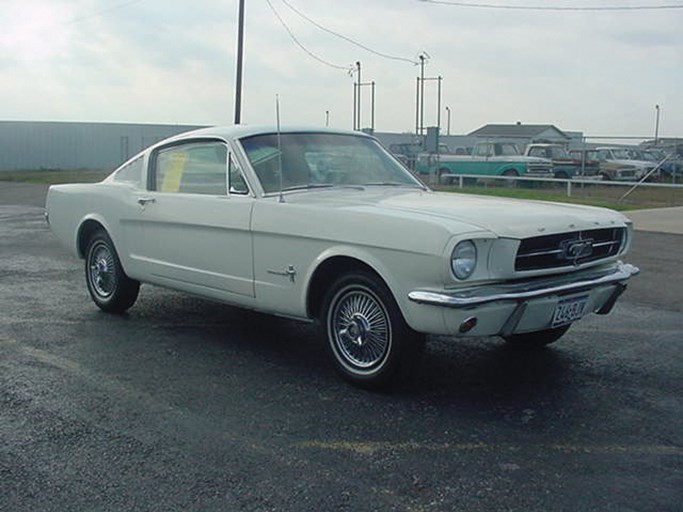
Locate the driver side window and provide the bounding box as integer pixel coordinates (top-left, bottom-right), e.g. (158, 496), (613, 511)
(154, 141), (227, 195)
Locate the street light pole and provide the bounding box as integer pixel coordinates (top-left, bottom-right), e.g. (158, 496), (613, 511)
(654, 104), (660, 145)
(436, 76), (442, 132)
(233, 0), (245, 124)
(371, 81), (375, 132)
(419, 54), (425, 136)
(445, 106), (451, 136)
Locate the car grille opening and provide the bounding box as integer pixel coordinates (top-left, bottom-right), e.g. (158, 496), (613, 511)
(515, 227), (626, 271)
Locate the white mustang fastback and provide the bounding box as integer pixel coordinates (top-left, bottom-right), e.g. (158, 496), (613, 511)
(46, 126), (639, 388)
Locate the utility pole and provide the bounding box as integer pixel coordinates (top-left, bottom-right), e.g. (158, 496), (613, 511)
(233, 0), (245, 124)
(353, 62), (376, 132)
(655, 104), (661, 145)
(415, 53), (441, 137)
(415, 77), (420, 135)
(353, 61), (361, 131)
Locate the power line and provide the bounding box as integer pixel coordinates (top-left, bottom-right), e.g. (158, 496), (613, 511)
(279, 0), (418, 65)
(264, 0), (353, 72)
(418, 0), (683, 11)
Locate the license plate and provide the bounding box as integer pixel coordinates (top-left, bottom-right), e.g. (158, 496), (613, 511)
(551, 295), (588, 327)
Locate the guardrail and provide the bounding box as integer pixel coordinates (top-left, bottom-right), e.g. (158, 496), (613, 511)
(443, 172), (681, 190)
(427, 173), (683, 208)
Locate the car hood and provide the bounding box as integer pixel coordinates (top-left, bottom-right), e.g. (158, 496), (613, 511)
(517, 156), (552, 163)
(284, 188), (629, 239)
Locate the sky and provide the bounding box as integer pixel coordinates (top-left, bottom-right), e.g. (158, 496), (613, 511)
(1, 0), (682, 140)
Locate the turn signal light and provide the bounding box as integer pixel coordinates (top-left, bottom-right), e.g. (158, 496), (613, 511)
(459, 316), (478, 333)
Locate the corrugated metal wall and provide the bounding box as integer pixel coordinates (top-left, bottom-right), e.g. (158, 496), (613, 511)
(0, 121), (501, 171)
(0, 121), (206, 171)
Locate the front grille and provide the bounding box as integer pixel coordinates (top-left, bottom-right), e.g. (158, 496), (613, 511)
(617, 169), (636, 178)
(526, 164), (553, 175)
(515, 228), (625, 271)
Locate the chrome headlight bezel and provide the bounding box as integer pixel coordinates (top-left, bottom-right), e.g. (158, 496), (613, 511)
(451, 240), (477, 280)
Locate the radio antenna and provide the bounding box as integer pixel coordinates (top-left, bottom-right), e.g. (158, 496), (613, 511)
(276, 94), (285, 203)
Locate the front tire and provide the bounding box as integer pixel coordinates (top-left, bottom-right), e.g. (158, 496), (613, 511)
(502, 169), (518, 188)
(85, 230), (140, 313)
(503, 324), (570, 350)
(438, 168), (452, 185)
(321, 271), (425, 389)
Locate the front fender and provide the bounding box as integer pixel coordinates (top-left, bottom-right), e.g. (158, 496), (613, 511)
(303, 244), (446, 330)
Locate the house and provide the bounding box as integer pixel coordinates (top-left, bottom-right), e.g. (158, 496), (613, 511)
(467, 123), (577, 149)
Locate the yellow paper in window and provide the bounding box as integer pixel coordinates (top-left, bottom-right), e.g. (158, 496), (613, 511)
(160, 152), (187, 192)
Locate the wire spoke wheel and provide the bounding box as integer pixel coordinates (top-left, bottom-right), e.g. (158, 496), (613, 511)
(88, 241), (118, 298)
(322, 271), (425, 389)
(332, 287), (391, 370)
(84, 230), (140, 313)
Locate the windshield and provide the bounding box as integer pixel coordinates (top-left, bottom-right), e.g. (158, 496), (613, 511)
(240, 133), (423, 194)
(497, 143), (519, 156)
(549, 146), (569, 159)
(611, 149), (631, 159)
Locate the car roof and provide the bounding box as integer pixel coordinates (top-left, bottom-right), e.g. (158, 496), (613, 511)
(160, 125), (373, 145)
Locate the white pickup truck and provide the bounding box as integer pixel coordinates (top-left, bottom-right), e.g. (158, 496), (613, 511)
(416, 141), (553, 183)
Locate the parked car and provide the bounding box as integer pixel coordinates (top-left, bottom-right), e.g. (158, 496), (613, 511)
(524, 143), (584, 179)
(46, 126), (639, 389)
(389, 142), (449, 171)
(388, 142), (424, 170)
(568, 149), (639, 181)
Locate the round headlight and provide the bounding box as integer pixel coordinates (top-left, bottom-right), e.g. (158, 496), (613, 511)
(451, 240), (477, 280)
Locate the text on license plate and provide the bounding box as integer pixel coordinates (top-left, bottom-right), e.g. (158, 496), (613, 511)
(552, 295), (589, 327)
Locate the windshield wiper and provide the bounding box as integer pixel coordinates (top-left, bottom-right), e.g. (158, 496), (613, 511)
(364, 181), (424, 188)
(281, 183), (335, 192)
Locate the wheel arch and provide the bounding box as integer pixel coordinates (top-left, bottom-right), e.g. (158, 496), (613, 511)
(76, 216), (110, 259)
(306, 255), (387, 320)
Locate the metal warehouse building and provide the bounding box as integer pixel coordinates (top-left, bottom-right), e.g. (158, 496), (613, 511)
(0, 120), (586, 172)
(0, 120), (458, 172)
(0, 121), (205, 171)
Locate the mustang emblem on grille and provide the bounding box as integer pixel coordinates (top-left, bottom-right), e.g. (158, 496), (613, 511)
(559, 237), (594, 265)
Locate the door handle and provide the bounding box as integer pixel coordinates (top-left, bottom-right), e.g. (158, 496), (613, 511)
(137, 197), (156, 206)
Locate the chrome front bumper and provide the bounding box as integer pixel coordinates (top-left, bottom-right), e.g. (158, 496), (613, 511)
(408, 262), (639, 309)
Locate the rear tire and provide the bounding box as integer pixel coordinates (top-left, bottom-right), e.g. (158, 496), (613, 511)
(321, 271), (425, 389)
(85, 230), (140, 313)
(503, 324), (570, 350)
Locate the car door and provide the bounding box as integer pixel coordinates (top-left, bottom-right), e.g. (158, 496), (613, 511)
(133, 139), (255, 300)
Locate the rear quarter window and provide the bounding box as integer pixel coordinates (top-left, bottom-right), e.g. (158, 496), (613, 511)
(112, 156), (144, 186)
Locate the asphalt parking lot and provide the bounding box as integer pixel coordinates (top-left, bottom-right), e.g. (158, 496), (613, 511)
(1, 182), (681, 512)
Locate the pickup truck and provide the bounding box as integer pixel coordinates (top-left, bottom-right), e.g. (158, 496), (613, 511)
(595, 147), (655, 181)
(415, 141), (553, 184)
(524, 143), (588, 179)
(567, 149), (639, 181)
